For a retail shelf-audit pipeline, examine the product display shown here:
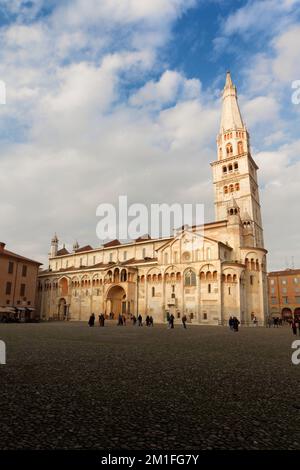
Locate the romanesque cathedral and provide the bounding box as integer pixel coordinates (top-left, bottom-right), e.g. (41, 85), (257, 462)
(38, 73), (268, 325)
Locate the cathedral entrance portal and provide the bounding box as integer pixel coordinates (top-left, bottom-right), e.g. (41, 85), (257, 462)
(106, 286), (127, 318)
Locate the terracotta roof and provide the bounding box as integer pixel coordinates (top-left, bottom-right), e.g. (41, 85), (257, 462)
(123, 257), (157, 265)
(103, 239), (121, 248)
(57, 247), (70, 256)
(268, 268), (300, 276)
(75, 245), (93, 253)
(0, 244), (42, 266)
(135, 234), (152, 242)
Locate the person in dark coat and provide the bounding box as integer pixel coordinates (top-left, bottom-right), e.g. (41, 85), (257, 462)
(182, 314), (187, 329)
(169, 313), (175, 329)
(118, 314), (123, 326)
(149, 316), (154, 327)
(291, 319), (297, 335)
(88, 313), (95, 327)
(138, 314), (143, 326)
(132, 315), (137, 325)
(232, 316), (240, 332)
(146, 315), (150, 326)
(229, 316), (234, 330)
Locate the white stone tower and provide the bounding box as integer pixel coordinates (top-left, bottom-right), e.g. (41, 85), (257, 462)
(50, 233), (58, 257)
(211, 72), (264, 248)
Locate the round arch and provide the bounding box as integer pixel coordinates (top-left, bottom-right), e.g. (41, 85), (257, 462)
(105, 285), (127, 317)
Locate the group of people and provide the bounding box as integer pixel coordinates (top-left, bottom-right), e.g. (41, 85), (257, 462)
(266, 317), (283, 328)
(88, 311), (189, 329)
(228, 316), (240, 332)
(88, 313), (105, 327)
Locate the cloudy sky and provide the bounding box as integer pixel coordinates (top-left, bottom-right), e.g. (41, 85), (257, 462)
(0, 0), (299, 270)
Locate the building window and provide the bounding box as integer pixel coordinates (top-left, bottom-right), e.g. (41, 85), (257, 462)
(5, 282), (12, 295)
(283, 296), (288, 304)
(142, 248), (146, 258)
(271, 287), (275, 294)
(164, 253), (168, 264)
(174, 251), (178, 263)
(294, 278), (299, 284)
(295, 296), (300, 303)
(271, 297), (277, 304)
(270, 279), (275, 285)
(282, 287), (287, 294)
(66, 260), (69, 269)
(250, 275), (254, 285)
(123, 251), (127, 261)
(93, 256), (96, 265)
(203, 313), (207, 320)
(8, 261), (14, 274)
(184, 270), (196, 286)
(208, 283), (211, 293)
(206, 247), (211, 260)
(152, 287), (155, 297)
(22, 265), (27, 277)
(109, 253), (113, 263)
(282, 279), (287, 285)
(228, 287), (231, 295)
(20, 284), (26, 297)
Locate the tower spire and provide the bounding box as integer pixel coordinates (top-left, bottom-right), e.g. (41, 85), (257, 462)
(220, 71), (244, 133)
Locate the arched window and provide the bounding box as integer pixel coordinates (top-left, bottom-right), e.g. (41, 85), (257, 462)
(223, 166), (227, 173)
(234, 162), (238, 170)
(235, 183), (240, 191)
(228, 164), (233, 172)
(229, 184), (234, 193)
(226, 144), (233, 156)
(208, 283), (211, 293)
(224, 186), (228, 194)
(152, 287), (155, 297)
(184, 269), (196, 286)
(238, 141), (243, 154)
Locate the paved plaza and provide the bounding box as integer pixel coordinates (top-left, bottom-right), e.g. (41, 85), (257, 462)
(0, 322), (299, 450)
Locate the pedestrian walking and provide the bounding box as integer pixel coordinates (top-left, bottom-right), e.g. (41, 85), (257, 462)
(232, 316), (240, 332)
(149, 316), (154, 327)
(291, 319), (297, 335)
(229, 316), (234, 330)
(118, 314), (123, 326)
(88, 313), (95, 327)
(138, 314), (143, 326)
(182, 314), (187, 329)
(169, 313), (175, 329)
(146, 315), (150, 327)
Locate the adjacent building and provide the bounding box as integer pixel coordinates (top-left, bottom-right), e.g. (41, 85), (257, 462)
(0, 242), (42, 319)
(37, 72), (268, 325)
(268, 269), (300, 320)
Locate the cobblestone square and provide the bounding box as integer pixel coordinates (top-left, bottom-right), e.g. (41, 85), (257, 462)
(0, 322), (299, 450)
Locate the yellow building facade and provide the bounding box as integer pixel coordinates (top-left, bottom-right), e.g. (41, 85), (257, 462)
(38, 73), (268, 325)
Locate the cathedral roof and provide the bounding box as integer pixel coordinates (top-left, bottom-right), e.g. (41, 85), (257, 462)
(57, 247), (70, 256)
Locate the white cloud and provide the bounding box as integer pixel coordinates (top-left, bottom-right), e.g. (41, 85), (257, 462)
(130, 70), (201, 108)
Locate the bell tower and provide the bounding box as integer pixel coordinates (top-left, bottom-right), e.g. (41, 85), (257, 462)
(211, 72), (264, 248)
